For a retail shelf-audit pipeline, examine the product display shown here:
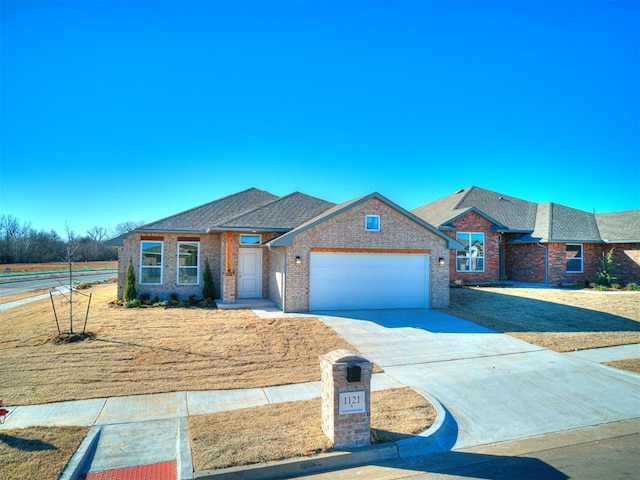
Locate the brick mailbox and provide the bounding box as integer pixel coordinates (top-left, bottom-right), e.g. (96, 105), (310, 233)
(320, 349), (373, 448)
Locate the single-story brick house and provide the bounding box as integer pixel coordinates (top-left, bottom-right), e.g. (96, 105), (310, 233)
(111, 188), (460, 311)
(412, 186), (640, 286)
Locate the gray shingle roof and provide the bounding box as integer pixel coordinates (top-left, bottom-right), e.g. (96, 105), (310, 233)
(596, 210), (640, 242)
(217, 192), (335, 230)
(412, 186), (640, 244)
(137, 188), (278, 233)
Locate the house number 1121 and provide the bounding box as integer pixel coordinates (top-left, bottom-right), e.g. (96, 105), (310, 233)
(338, 391), (366, 414)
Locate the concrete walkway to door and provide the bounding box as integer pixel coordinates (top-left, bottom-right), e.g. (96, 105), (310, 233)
(311, 308), (640, 450)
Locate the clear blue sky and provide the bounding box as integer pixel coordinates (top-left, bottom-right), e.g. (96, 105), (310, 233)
(1, 0), (638, 237)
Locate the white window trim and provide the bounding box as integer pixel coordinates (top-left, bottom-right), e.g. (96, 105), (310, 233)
(365, 215), (380, 232)
(239, 234), (262, 245)
(177, 241), (200, 285)
(566, 243), (584, 273)
(456, 232), (485, 273)
(140, 241), (163, 285)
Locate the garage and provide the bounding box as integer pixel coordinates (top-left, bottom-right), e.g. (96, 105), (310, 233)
(309, 251), (430, 310)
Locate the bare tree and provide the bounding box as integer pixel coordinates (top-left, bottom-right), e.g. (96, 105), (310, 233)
(113, 220), (144, 237)
(86, 225), (109, 242)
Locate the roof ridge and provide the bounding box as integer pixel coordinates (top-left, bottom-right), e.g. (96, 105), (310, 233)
(139, 187), (273, 229)
(214, 191), (289, 226)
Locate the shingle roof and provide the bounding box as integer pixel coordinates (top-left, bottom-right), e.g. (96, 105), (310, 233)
(412, 186), (536, 232)
(596, 210), (640, 243)
(412, 186), (640, 244)
(137, 188), (279, 232)
(217, 192), (335, 230)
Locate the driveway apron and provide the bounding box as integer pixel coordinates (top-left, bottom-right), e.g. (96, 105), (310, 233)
(316, 309), (640, 449)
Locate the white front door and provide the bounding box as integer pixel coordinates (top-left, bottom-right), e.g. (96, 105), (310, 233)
(238, 248), (262, 298)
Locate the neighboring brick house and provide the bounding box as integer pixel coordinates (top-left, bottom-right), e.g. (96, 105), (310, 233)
(110, 188), (460, 312)
(412, 186), (640, 286)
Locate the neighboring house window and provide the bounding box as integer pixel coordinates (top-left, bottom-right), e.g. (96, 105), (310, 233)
(140, 241), (163, 284)
(566, 244), (583, 273)
(240, 234), (261, 245)
(365, 215), (380, 231)
(178, 242), (199, 284)
(456, 233), (484, 272)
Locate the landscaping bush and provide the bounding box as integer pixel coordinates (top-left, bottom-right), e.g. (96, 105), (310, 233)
(626, 282), (639, 291)
(123, 261), (137, 302)
(202, 260), (215, 301)
(592, 249), (618, 287)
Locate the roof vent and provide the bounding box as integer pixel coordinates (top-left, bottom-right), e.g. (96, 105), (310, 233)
(455, 189), (464, 194)
(498, 196), (504, 200)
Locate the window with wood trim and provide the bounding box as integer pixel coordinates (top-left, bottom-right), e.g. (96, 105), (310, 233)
(140, 241), (163, 284)
(178, 242), (199, 284)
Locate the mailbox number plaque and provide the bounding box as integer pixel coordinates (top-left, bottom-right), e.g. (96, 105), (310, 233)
(338, 391), (366, 414)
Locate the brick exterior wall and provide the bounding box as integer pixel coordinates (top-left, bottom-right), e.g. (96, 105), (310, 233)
(504, 242), (640, 286)
(272, 198), (451, 312)
(444, 211), (501, 284)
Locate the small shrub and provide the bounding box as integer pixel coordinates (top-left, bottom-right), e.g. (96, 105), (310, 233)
(201, 298), (217, 308)
(595, 285), (609, 291)
(611, 283), (622, 290)
(123, 260), (137, 302)
(202, 260), (215, 301)
(139, 292), (151, 304)
(124, 299), (141, 308)
(592, 248), (619, 287)
(626, 282), (639, 291)
(153, 300), (169, 307)
(188, 294), (198, 305)
(169, 292), (179, 303)
(153, 295), (160, 304)
(178, 299), (191, 307)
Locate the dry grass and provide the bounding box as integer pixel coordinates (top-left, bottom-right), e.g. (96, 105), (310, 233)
(604, 358), (640, 374)
(0, 426), (89, 480)
(0, 284), (363, 406)
(189, 387), (435, 471)
(445, 287), (640, 352)
(0, 261), (117, 274)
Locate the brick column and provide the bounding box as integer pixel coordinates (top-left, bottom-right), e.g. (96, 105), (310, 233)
(320, 349), (373, 448)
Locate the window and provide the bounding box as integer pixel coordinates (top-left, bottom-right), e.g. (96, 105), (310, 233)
(240, 234), (261, 245)
(140, 241), (163, 284)
(456, 232), (484, 272)
(365, 215), (380, 231)
(178, 242), (199, 284)
(566, 244), (583, 273)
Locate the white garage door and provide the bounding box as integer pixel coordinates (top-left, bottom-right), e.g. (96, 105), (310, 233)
(310, 252), (430, 310)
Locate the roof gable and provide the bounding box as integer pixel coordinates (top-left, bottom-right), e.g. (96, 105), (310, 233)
(268, 192), (462, 249)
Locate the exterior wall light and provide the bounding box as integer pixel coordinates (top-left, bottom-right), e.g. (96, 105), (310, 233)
(295, 255), (302, 264)
(438, 257), (446, 267)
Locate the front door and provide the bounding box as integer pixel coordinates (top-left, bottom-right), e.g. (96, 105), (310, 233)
(238, 248), (262, 298)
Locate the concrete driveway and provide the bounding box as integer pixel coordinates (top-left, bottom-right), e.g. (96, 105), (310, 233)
(315, 309), (640, 450)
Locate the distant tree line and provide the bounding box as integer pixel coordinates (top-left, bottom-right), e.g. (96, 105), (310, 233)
(0, 215), (143, 264)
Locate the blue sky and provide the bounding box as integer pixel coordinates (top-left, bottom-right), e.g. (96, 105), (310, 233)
(1, 0), (638, 237)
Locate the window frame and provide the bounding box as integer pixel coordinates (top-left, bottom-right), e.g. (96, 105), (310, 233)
(177, 241), (200, 285)
(365, 215), (380, 232)
(140, 241), (163, 285)
(239, 234), (262, 245)
(566, 243), (584, 273)
(456, 232), (485, 273)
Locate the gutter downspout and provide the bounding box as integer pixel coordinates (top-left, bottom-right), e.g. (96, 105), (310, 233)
(537, 243), (548, 286)
(266, 244), (287, 313)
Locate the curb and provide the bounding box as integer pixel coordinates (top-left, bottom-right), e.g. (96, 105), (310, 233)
(193, 390), (455, 479)
(58, 426), (101, 480)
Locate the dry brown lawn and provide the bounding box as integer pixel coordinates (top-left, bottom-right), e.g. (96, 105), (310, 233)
(189, 387), (435, 471)
(0, 284), (362, 406)
(445, 287), (640, 352)
(0, 288), (50, 304)
(0, 261), (117, 274)
(0, 426), (89, 480)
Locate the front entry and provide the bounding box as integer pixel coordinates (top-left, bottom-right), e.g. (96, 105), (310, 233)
(238, 248), (262, 298)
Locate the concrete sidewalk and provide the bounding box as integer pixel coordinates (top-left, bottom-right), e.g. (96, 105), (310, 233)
(2, 306), (639, 479)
